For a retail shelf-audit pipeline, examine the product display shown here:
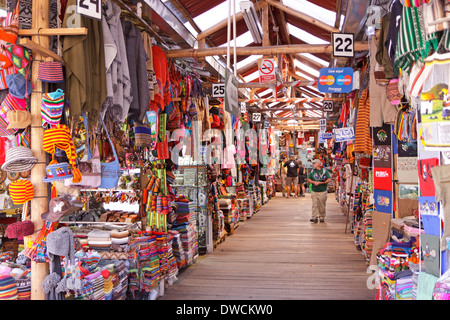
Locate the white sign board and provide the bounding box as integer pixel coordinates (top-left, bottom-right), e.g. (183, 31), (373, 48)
(323, 100), (334, 112)
(212, 83), (225, 98)
(252, 113), (262, 122)
(259, 58), (276, 83)
(319, 119), (327, 132)
(76, 0), (101, 20)
(332, 33), (354, 58)
(224, 69), (240, 117)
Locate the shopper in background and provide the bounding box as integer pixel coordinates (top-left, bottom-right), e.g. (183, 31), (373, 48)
(297, 160), (306, 197)
(283, 154), (299, 198)
(307, 159), (331, 222)
(278, 156), (288, 197)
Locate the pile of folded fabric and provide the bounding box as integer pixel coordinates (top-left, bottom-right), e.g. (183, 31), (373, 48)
(85, 270), (105, 300)
(169, 230), (186, 269)
(172, 196), (198, 266)
(361, 209), (373, 262)
(110, 229), (130, 250)
(154, 232), (170, 277)
(126, 234), (160, 297)
(102, 269), (113, 300)
(112, 260), (128, 300)
(165, 233), (178, 285)
(377, 239), (417, 300)
(236, 197), (249, 220)
(87, 230), (111, 251)
(78, 251), (101, 272)
(213, 209), (225, 242)
(395, 270), (414, 300)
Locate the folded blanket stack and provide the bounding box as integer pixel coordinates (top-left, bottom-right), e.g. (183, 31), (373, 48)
(87, 230), (111, 251)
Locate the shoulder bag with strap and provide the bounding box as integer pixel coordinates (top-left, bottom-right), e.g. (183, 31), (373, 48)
(65, 112), (101, 189)
(99, 116), (122, 189)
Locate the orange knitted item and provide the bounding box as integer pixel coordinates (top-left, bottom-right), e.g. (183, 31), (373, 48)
(42, 124), (81, 183)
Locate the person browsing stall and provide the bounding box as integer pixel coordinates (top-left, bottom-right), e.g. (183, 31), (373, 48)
(307, 159), (331, 223)
(283, 154), (299, 198)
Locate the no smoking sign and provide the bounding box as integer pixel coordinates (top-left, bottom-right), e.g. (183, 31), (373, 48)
(259, 58), (276, 84)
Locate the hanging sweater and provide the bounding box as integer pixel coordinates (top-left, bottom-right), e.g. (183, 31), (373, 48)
(101, 0), (131, 122)
(122, 19), (150, 123)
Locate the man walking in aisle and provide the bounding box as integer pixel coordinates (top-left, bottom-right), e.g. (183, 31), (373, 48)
(307, 159), (331, 222)
(278, 156), (288, 197)
(283, 154), (299, 198)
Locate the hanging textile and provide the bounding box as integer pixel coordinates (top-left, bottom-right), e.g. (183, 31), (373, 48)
(122, 19), (150, 123)
(394, 4), (439, 72)
(101, 0), (131, 122)
(62, 0), (107, 120)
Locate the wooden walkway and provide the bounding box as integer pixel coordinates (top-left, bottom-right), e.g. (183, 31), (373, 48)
(160, 193), (375, 300)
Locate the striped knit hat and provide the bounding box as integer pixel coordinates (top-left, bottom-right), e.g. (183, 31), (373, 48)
(41, 89), (64, 128)
(43, 124), (81, 183)
(1, 146), (37, 172)
(9, 179), (33, 204)
(0, 275), (18, 300)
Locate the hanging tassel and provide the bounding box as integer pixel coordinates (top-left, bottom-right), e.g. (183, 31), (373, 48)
(51, 182), (57, 199)
(71, 167), (82, 183)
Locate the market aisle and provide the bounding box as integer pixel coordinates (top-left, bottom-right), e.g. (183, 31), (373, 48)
(160, 194), (375, 300)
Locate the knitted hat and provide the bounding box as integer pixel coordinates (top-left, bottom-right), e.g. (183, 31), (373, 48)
(6, 110), (31, 129)
(9, 179), (33, 204)
(41, 89), (64, 128)
(1, 146), (37, 172)
(42, 124), (81, 183)
(5, 220), (34, 239)
(5, 73), (32, 99)
(41, 196), (82, 222)
(0, 275), (18, 300)
(46, 227), (75, 265)
(43, 162), (73, 183)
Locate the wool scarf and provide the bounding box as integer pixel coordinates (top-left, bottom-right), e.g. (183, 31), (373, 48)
(43, 124), (81, 183)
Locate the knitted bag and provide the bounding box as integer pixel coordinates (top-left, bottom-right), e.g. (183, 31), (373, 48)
(38, 61), (63, 83)
(41, 89), (64, 128)
(0, 93), (27, 137)
(65, 112), (101, 189)
(386, 78), (402, 105)
(98, 116), (121, 189)
(0, 0), (19, 70)
(3, 44), (31, 76)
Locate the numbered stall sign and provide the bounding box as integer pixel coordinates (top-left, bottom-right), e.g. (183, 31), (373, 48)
(332, 33), (354, 58)
(252, 113), (262, 122)
(77, 0), (101, 20)
(323, 100), (334, 112)
(212, 83), (225, 98)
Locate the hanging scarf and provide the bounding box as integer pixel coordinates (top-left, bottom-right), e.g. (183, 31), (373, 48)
(43, 124), (81, 183)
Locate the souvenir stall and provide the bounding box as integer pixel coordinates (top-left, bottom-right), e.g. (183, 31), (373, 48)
(326, 0), (450, 300)
(0, 0), (274, 300)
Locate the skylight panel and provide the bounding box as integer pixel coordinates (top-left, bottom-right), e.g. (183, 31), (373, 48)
(283, 0), (336, 26)
(193, 1), (240, 31)
(288, 23), (328, 45)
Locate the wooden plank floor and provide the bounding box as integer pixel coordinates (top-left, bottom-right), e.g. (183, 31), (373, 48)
(160, 193), (375, 300)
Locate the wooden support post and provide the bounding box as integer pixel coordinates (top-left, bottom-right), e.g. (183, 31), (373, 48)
(30, 0), (49, 300)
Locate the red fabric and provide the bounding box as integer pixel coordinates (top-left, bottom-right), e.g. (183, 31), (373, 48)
(0, 137), (6, 165)
(374, 167), (393, 191)
(418, 158), (439, 197)
(150, 46), (171, 111)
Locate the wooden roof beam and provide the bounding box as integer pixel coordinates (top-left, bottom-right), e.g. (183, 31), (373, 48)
(166, 42), (369, 58)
